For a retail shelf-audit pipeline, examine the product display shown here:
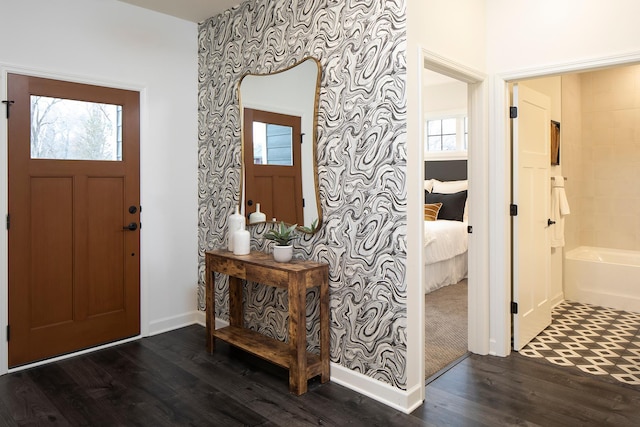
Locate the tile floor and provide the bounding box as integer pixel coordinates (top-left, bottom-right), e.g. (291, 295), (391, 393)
(520, 300), (640, 386)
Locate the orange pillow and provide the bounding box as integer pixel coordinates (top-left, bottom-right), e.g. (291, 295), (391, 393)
(424, 203), (442, 221)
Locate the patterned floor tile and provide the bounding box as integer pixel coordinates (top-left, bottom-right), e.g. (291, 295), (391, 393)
(520, 300), (640, 387)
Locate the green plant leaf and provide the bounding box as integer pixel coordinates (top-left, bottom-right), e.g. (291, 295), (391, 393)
(264, 221), (298, 245)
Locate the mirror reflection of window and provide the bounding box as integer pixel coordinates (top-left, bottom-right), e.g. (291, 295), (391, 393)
(252, 122), (293, 166)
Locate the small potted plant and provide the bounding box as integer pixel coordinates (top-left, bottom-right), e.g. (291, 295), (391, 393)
(264, 221), (297, 262)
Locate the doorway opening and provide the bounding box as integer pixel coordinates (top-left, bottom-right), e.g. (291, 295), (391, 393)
(418, 52), (489, 390)
(422, 69), (470, 380)
(509, 63), (640, 387)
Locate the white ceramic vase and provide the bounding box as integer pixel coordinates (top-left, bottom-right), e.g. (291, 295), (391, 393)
(249, 203), (266, 224)
(227, 205), (244, 251)
(272, 245), (293, 263)
(233, 228), (250, 255)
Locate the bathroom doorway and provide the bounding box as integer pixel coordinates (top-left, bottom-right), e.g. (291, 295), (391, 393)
(510, 64), (640, 386)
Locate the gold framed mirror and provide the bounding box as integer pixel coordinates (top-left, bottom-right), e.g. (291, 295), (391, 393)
(239, 57), (322, 234)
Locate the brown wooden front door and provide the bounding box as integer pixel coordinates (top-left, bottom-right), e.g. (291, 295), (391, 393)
(7, 74), (141, 367)
(243, 108), (303, 225)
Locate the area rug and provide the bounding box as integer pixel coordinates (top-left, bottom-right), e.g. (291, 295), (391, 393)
(425, 279), (468, 379)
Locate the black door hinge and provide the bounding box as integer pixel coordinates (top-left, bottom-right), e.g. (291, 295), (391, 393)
(510, 204), (518, 216)
(301, 133), (305, 144)
(5, 214), (9, 230)
(2, 100), (15, 119)
(509, 106), (518, 119)
(467, 225), (473, 234)
(6, 325), (10, 342)
(511, 302), (518, 314)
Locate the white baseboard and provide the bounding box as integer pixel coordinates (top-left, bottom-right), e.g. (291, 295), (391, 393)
(148, 311), (205, 336)
(192, 310), (228, 329)
(329, 362), (423, 414)
(158, 313), (422, 413)
(551, 292), (565, 309)
(194, 310), (206, 326)
(10, 311), (422, 414)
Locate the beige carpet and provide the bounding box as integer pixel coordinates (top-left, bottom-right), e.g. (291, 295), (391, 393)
(425, 279), (468, 379)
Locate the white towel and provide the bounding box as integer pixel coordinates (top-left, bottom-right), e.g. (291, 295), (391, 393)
(550, 176), (570, 248)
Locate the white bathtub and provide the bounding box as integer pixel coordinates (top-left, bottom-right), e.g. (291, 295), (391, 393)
(565, 246), (640, 313)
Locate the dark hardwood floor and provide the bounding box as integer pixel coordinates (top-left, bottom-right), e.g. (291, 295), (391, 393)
(0, 325), (638, 426)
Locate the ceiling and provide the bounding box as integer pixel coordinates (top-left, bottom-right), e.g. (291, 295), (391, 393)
(117, 0), (241, 23)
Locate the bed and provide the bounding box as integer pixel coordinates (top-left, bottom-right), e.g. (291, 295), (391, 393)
(423, 175), (469, 294)
(424, 219), (468, 293)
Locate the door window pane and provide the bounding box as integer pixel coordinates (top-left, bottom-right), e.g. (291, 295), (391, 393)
(253, 122), (293, 166)
(30, 96), (122, 161)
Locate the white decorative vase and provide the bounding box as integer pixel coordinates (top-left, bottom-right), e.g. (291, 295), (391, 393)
(273, 245), (293, 263)
(249, 203), (266, 224)
(233, 227), (250, 255)
(227, 205), (244, 251)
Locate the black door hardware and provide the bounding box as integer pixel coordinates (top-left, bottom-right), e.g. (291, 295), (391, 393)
(123, 222), (138, 231)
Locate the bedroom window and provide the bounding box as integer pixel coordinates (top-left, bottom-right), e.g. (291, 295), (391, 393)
(424, 115), (468, 159)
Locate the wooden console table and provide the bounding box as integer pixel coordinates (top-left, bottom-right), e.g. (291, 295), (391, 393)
(205, 249), (329, 395)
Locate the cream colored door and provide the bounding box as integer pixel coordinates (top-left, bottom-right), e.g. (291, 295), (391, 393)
(512, 83), (552, 351)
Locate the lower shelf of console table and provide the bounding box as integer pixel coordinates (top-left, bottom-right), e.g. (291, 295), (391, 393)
(212, 326), (324, 377)
(205, 250), (329, 395)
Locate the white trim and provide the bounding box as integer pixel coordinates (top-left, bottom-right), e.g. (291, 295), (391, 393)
(489, 50), (640, 357)
(0, 63), (149, 375)
(404, 44), (427, 408)
(497, 51), (640, 82)
(422, 50), (486, 84)
(414, 49), (489, 404)
(195, 309), (206, 326)
(330, 363), (423, 414)
(148, 311), (205, 336)
(488, 74), (512, 357)
(466, 78), (490, 356)
(425, 151), (468, 161)
(422, 48), (490, 356)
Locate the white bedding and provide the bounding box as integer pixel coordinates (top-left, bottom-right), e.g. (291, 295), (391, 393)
(424, 220), (468, 293)
(424, 220), (468, 264)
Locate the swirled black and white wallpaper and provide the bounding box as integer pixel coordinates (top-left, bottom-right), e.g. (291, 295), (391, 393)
(198, 0), (408, 389)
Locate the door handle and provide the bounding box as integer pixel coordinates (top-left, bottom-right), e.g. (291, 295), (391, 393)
(547, 219), (556, 226)
(123, 222), (138, 231)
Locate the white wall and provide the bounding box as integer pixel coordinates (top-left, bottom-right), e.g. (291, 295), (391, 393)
(423, 80), (467, 114)
(486, 0), (640, 355)
(486, 0), (640, 73)
(406, 0), (488, 407)
(0, 0), (199, 372)
(412, 0), (487, 72)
